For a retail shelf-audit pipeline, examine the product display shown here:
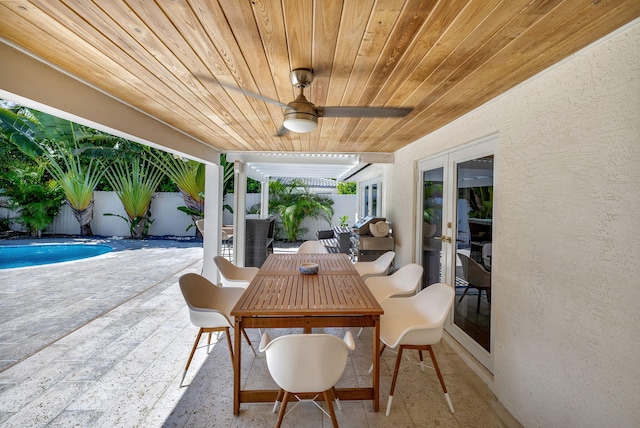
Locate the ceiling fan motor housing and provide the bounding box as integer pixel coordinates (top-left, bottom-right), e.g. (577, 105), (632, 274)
(283, 93), (318, 132)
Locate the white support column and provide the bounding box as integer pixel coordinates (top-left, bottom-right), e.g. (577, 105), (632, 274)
(260, 178), (270, 219)
(233, 161), (247, 266)
(202, 163), (222, 281)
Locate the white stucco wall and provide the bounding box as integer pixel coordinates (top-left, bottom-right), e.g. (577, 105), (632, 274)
(391, 19), (640, 428)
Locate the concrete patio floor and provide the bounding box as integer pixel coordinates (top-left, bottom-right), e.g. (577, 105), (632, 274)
(0, 238), (521, 427)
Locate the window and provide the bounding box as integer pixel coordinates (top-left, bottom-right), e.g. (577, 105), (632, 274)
(359, 178), (381, 218)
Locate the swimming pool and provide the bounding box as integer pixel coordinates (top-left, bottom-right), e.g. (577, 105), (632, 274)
(0, 244), (113, 269)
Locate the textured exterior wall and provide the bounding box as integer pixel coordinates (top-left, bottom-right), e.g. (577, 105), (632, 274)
(392, 19), (640, 427)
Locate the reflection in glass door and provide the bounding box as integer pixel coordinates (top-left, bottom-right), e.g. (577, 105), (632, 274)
(418, 138), (495, 371)
(454, 156), (493, 353)
(421, 167), (445, 289)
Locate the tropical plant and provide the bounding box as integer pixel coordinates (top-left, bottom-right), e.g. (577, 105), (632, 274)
(149, 152), (239, 234)
(423, 181), (443, 224)
(337, 182), (357, 194)
(103, 158), (165, 238)
(339, 215), (350, 227)
(47, 140), (106, 235)
(269, 179), (334, 242)
(148, 151), (205, 233)
(1, 161), (65, 237)
(468, 186), (493, 219)
(220, 154), (235, 214)
(0, 106), (111, 235)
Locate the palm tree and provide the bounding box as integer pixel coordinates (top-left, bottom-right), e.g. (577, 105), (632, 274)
(269, 179), (334, 242)
(47, 140), (105, 235)
(0, 106), (109, 235)
(149, 152), (204, 229)
(149, 152), (234, 237)
(104, 157), (165, 238)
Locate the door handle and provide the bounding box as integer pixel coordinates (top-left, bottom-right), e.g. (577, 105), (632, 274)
(438, 235), (452, 243)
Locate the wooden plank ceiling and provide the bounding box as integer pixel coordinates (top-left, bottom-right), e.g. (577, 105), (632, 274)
(0, 0), (638, 155)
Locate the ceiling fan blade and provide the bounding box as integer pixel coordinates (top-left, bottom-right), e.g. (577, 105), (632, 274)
(202, 76), (290, 109)
(275, 125), (289, 136)
(319, 106), (413, 118)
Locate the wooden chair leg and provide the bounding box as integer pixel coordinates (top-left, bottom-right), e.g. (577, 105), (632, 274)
(181, 328), (203, 386)
(331, 386), (342, 411)
(458, 287), (469, 304)
(276, 390), (290, 428)
(184, 329), (203, 371)
(323, 389), (339, 428)
(386, 346), (405, 416)
(426, 345), (447, 393)
(369, 343), (387, 374)
(379, 342), (387, 358)
(273, 388), (284, 413)
(242, 328), (256, 355)
(427, 345), (455, 413)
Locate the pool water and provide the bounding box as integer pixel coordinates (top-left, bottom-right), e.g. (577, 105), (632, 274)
(0, 244), (113, 269)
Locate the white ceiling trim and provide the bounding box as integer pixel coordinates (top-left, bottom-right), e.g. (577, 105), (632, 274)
(0, 40), (220, 164)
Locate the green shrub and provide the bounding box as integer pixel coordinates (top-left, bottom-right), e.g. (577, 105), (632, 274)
(1, 162), (64, 236)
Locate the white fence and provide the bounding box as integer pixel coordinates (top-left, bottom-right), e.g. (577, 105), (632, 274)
(2, 192), (357, 240)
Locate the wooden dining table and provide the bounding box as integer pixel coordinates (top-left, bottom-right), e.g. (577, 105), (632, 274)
(230, 253), (384, 414)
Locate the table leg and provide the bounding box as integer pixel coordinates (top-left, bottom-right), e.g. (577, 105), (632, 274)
(233, 317), (242, 415)
(373, 316), (380, 412)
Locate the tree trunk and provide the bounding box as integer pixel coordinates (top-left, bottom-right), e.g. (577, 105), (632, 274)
(131, 217), (147, 239)
(71, 199), (94, 236)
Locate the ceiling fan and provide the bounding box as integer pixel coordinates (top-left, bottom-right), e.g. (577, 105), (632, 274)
(210, 69), (413, 135)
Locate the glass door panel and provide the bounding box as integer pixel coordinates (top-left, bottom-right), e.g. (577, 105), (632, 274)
(453, 156), (494, 353)
(363, 184), (369, 217)
(418, 137), (495, 372)
(421, 167), (445, 289)
(371, 183), (378, 216)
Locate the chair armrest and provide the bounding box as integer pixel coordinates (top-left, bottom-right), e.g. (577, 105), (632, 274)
(259, 332), (271, 352)
(343, 331), (356, 351)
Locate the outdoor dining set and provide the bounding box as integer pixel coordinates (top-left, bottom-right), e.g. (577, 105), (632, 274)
(178, 243), (455, 427)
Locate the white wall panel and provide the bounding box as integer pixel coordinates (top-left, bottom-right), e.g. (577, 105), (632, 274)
(148, 193), (195, 237)
(392, 20), (640, 428)
(90, 191), (130, 236)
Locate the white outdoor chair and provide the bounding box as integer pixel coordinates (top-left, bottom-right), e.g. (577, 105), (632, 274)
(259, 331), (355, 428)
(195, 218), (205, 236)
(357, 263), (423, 337)
(365, 263), (423, 301)
(353, 251), (395, 281)
(457, 253), (491, 313)
(178, 273), (255, 386)
(297, 240), (329, 254)
(482, 242), (492, 270)
(378, 282), (455, 415)
(214, 255), (259, 288)
(221, 229), (233, 261)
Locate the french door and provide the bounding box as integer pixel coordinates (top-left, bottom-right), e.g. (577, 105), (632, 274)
(417, 137), (495, 371)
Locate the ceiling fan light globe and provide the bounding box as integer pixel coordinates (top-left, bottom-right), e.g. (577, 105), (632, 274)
(283, 112), (318, 133)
